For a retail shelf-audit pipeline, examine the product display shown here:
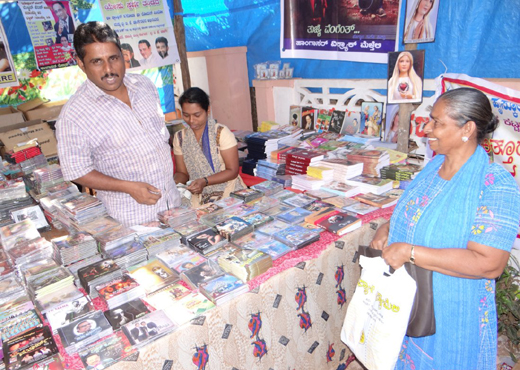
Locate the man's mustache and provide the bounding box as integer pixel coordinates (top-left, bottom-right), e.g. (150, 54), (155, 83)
(102, 73), (119, 80)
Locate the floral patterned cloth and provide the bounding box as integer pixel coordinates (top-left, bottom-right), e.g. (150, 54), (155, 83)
(390, 146), (520, 370)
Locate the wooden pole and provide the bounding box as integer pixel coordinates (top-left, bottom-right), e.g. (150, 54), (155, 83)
(173, 0), (191, 91)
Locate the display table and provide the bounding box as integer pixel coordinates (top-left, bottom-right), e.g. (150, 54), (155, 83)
(103, 219), (387, 370)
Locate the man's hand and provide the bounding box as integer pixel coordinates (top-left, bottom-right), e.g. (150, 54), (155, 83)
(187, 178), (207, 195)
(127, 182), (162, 205)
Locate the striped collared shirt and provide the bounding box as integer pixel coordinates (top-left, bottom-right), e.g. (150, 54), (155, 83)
(56, 73), (181, 226)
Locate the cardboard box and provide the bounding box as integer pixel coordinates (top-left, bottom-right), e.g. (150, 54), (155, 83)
(0, 106), (25, 129)
(0, 119), (58, 157)
(16, 98), (66, 121)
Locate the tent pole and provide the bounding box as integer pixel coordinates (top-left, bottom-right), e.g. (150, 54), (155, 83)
(173, 0), (191, 91)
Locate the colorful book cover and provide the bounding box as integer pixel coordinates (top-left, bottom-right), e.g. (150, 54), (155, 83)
(127, 259), (179, 294)
(199, 274), (249, 303)
(3, 326), (58, 370)
(104, 299), (151, 330)
(57, 310), (112, 348)
(316, 212), (361, 236)
(329, 110), (346, 134)
(276, 207), (312, 224)
(121, 310), (177, 346)
(78, 331), (136, 369)
(96, 274), (141, 301)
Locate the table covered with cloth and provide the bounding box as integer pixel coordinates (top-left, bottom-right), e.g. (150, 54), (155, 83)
(97, 217), (388, 370)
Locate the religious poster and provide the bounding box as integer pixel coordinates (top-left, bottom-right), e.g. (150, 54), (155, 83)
(18, 0), (77, 70)
(99, 0), (179, 71)
(0, 20), (18, 88)
(403, 0), (440, 44)
(387, 50), (425, 104)
(280, 0), (400, 63)
(436, 74), (520, 187)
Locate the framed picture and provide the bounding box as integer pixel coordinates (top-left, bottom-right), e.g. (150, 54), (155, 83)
(403, 0), (440, 44)
(383, 104), (400, 143)
(387, 50), (425, 104)
(340, 110), (360, 135)
(359, 102), (383, 138)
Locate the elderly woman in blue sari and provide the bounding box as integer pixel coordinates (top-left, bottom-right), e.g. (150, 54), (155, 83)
(173, 87), (245, 207)
(370, 88), (520, 369)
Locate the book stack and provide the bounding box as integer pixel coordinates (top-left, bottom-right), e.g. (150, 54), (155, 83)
(273, 224), (320, 249)
(241, 213), (273, 229)
(0, 307), (42, 342)
(76, 216), (121, 237)
(319, 158), (364, 181)
(199, 273), (249, 305)
(306, 165), (334, 181)
(230, 188), (264, 203)
(241, 158), (258, 176)
(95, 274), (146, 309)
(215, 196), (243, 209)
(58, 193), (108, 230)
(158, 245), (207, 274)
(345, 175), (394, 195)
(102, 238), (148, 269)
(121, 309), (177, 348)
(78, 331), (136, 369)
(104, 298), (151, 330)
(3, 326), (60, 370)
(78, 259), (122, 297)
(157, 208), (197, 228)
(215, 216), (254, 242)
(126, 259), (180, 295)
(7, 237), (54, 271)
(45, 294), (94, 331)
(304, 206), (338, 226)
(291, 174), (327, 191)
(231, 231), (270, 249)
(346, 149), (390, 177)
(140, 228), (182, 257)
(57, 310), (113, 354)
(256, 239), (294, 260)
(270, 145), (296, 162)
(233, 130), (255, 143)
(186, 228), (227, 255)
(173, 220), (210, 244)
(257, 219), (291, 237)
(30, 164), (64, 196)
(244, 132), (271, 162)
(9, 204), (50, 232)
(246, 196), (280, 213)
(316, 211), (362, 236)
(0, 219), (40, 252)
(181, 261), (223, 289)
(354, 192), (399, 208)
(321, 181), (361, 198)
(272, 174), (293, 187)
(0, 179), (34, 226)
(51, 232), (98, 266)
(282, 193), (316, 208)
(276, 207), (312, 224)
(66, 254), (104, 288)
(32, 284), (84, 316)
(94, 224), (137, 251)
(285, 148), (326, 175)
(380, 163), (422, 180)
(217, 248), (272, 282)
(195, 203), (224, 220)
(305, 189), (336, 200)
(27, 266), (75, 302)
(251, 180), (284, 196)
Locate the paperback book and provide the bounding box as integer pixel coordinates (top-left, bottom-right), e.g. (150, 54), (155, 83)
(273, 225), (320, 249)
(316, 211), (362, 236)
(199, 273), (249, 305)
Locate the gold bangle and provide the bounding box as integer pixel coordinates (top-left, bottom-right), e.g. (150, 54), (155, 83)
(410, 245), (416, 265)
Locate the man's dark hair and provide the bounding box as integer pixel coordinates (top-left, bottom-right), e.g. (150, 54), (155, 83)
(155, 37), (168, 47)
(138, 39), (150, 48)
(179, 87), (210, 112)
(74, 22), (121, 62)
(52, 1), (65, 10)
(121, 43), (134, 54)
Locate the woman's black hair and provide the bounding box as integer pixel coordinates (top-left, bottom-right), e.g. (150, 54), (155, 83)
(179, 87), (210, 112)
(437, 87), (499, 143)
(74, 22), (121, 62)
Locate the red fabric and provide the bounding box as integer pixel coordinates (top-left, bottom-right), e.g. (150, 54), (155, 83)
(239, 167), (266, 187)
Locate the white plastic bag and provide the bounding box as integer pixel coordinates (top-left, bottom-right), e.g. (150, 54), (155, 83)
(341, 256), (416, 370)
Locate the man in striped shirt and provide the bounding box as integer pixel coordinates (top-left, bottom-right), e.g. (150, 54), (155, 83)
(56, 22), (181, 226)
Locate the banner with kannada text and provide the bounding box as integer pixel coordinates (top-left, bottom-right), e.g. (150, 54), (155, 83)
(280, 0), (400, 63)
(100, 0), (179, 71)
(18, 0), (77, 70)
